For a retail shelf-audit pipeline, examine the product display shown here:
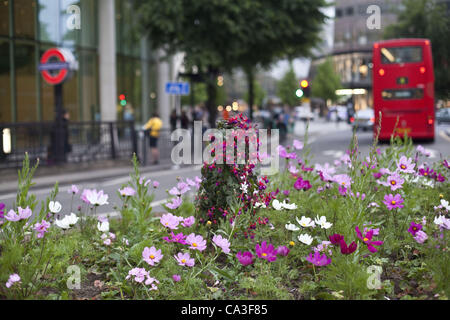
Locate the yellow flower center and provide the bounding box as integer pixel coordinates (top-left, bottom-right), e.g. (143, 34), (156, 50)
(363, 237), (369, 242)
(341, 182), (346, 185)
(424, 172), (428, 176)
(192, 243), (197, 247)
(413, 227), (417, 231)
(165, 222), (169, 226)
(391, 200), (396, 205)
(391, 181), (396, 185)
(289, 241), (295, 246)
(181, 259), (186, 263)
(439, 194), (443, 199)
(207, 221), (212, 225)
(262, 253), (267, 257)
(150, 255), (155, 259)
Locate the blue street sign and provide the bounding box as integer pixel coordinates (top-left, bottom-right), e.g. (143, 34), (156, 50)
(165, 82), (190, 95)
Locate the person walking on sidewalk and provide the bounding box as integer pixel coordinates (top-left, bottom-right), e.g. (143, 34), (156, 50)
(143, 112), (163, 165)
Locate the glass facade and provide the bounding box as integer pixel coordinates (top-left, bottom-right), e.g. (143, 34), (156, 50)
(0, 0), (157, 125)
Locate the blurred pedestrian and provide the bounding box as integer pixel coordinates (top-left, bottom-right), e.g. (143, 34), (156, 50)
(143, 112), (163, 165)
(181, 111), (189, 129)
(123, 105), (134, 138)
(170, 109), (178, 131)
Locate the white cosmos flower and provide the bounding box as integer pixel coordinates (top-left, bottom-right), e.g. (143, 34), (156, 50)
(440, 199), (450, 211)
(434, 215), (450, 229)
(254, 202), (267, 209)
(272, 199), (283, 210)
(298, 234), (314, 245)
(55, 213), (79, 230)
(282, 201), (297, 210)
(314, 215), (333, 229)
(296, 216), (315, 228)
(49, 201), (62, 213)
(86, 189), (109, 206)
(285, 222), (300, 231)
(97, 221), (110, 232)
(240, 182), (249, 194)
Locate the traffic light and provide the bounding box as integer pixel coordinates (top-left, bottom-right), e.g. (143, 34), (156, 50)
(300, 79), (310, 98)
(119, 94), (127, 106)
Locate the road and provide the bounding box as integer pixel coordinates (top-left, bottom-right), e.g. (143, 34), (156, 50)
(1, 121), (448, 217)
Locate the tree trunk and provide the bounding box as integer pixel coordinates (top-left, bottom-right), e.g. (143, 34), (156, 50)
(246, 67), (254, 121)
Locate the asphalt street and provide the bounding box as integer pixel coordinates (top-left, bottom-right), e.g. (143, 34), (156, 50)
(1, 121), (448, 218)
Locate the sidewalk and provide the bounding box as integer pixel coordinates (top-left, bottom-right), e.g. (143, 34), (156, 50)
(0, 159), (178, 195)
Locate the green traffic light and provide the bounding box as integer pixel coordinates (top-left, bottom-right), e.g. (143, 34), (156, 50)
(120, 100), (127, 106)
(296, 89), (304, 98)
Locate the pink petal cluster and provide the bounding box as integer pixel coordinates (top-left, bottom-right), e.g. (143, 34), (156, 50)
(186, 233), (207, 251)
(142, 246), (164, 266)
(160, 213), (183, 230)
(212, 234), (231, 254)
(5, 207), (32, 222)
(174, 252), (195, 267)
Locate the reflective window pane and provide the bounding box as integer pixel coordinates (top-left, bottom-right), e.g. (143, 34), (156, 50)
(15, 43), (37, 122)
(14, 0), (36, 39)
(0, 0), (9, 36)
(0, 40), (11, 122)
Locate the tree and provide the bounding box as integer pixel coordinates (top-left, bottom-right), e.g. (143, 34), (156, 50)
(136, 0), (327, 126)
(244, 80), (267, 109)
(311, 57), (341, 103)
(384, 0), (450, 99)
(277, 66), (301, 107)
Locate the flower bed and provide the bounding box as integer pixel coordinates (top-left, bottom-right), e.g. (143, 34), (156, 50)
(0, 120), (449, 300)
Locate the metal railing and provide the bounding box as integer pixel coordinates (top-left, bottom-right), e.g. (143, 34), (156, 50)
(0, 121), (138, 169)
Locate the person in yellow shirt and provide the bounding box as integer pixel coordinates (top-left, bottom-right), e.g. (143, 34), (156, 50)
(143, 112), (163, 165)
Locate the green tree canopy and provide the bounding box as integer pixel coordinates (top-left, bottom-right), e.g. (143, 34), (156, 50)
(277, 66), (301, 107)
(311, 58), (341, 103)
(244, 80), (267, 109)
(384, 0), (450, 99)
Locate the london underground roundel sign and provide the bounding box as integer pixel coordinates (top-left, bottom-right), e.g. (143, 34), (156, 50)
(38, 48), (77, 85)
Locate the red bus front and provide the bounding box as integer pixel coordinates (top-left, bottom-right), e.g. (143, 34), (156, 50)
(372, 39), (435, 141)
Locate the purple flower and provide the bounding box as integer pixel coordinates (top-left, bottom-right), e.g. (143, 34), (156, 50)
(276, 245), (290, 257)
(172, 274), (181, 282)
(407, 222), (422, 236)
(339, 239), (357, 255)
(236, 251), (255, 266)
(413, 230), (428, 244)
(166, 197), (183, 210)
(443, 159), (450, 169)
(255, 241), (277, 262)
(383, 194), (404, 210)
(160, 213), (183, 230)
(126, 268), (148, 283)
(34, 220), (50, 239)
(174, 252), (195, 267)
(305, 251), (331, 266)
(294, 176), (312, 191)
(397, 156), (415, 173)
(5, 274), (21, 288)
(278, 146), (296, 159)
(328, 234), (344, 245)
(68, 185), (79, 195)
(386, 173), (405, 191)
(355, 226), (383, 253)
(119, 187), (136, 197)
(292, 139), (304, 150)
(419, 167), (434, 178)
(212, 234), (231, 254)
(142, 246), (164, 266)
(332, 174), (353, 189)
(186, 233), (207, 251)
(181, 216), (195, 228)
(153, 181), (160, 188)
(282, 190), (290, 196)
(163, 232), (187, 245)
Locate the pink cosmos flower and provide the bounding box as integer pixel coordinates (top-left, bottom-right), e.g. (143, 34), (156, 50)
(340, 239), (357, 255)
(34, 220), (50, 239)
(383, 194), (404, 210)
(332, 174), (352, 189)
(174, 252), (195, 267)
(160, 213), (182, 230)
(142, 246), (163, 266)
(355, 226), (383, 253)
(315, 163), (336, 181)
(413, 230), (428, 244)
(85, 189), (109, 206)
(5, 274), (21, 288)
(68, 185), (79, 195)
(181, 216), (195, 228)
(407, 222), (422, 236)
(126, 268), (148, 283)
(276, 245), (290, 256)
(166, 197), (183, 210)
(145, 276), (159, 290)
(293, 139), (304, 150)
(255, 241), (277, 262)
(163, 232), (187, 244)
(305, 251), (331, 266)
(119, 187), (136, 197)
(294, 176), (312, 191)
(416, 145), (431, 157)
(172, 274), (181, 282)
(103, 238), (112, 246)
(397, 156), (415, 173)
(278, 145), (296, 159)
(212, 234), (231, 254)
(5, 206), (32, 222)
(186, 233), (207, 251)
(236, 251), (255, 266)
(385, 173), (405, 191)
(288, 165), (299, 175)
(153, 181), (160, 188)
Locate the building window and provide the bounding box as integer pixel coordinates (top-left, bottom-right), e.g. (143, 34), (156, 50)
(14, 0), (36, 39)
(345, 6), (354, 16)
(0, 0), (9, 36)
(335, 8), (343, 18)
(15, 42), (37, 122)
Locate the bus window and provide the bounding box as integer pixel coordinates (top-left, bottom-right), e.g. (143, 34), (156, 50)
(380, 46), (422, 64)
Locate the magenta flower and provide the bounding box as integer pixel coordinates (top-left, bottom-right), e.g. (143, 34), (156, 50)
(355, 226), (383, 253)
(383, 194), (404, 210)
(255, 241), (277, 262)
(407, 222), (422, 236)
(236, 251), (255, 266)
(160, 213), (182, 230)
(163, 232), (187, 245)
(5, 207), (32, 222)
(276, 245), (290, 257)
(153, 181), (160, 188)
(305, 251), (331, 266)
(443, 159), (450, 169)
(186, 233), (207, 251)
(166, 197), (183, 210)
(172, 274), (181, 282)
(181, 216), (195, 228)
(174, 252), (195, 267)
(142, 246), (163, 266)
(34, 220), (50, 239)
(339, 239), (357, 255)
(294, 176), (312, 191)
(278, 146), (296, 159)
(419, 167), (434, 178)
(328, 234), (344, 245)
(413, 230), (428, 244)
(212, 234), (231, 254)
(119, 187), (136, 197)
(397, 156), (415, 173)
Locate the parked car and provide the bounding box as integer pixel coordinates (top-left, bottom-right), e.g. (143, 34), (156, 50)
(436, 108), (450, 124)
(327, 106), (348, 122)
(350, 109), (375, 131)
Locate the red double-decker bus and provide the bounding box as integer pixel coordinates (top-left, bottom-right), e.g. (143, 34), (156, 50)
(372, 38), (435, 141)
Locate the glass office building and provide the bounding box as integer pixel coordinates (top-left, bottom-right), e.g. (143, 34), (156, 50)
(0, 0), (158, 124)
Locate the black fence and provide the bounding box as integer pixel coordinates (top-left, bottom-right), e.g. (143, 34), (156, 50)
(0, 121), (142, 169)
